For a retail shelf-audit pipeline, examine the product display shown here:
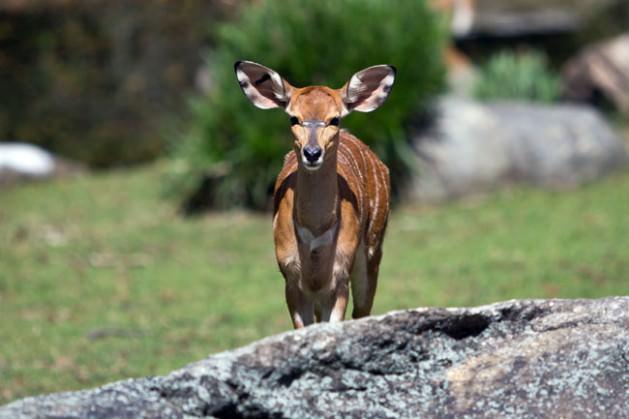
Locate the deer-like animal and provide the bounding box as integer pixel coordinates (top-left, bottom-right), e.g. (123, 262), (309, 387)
(235, 61), (395, 328)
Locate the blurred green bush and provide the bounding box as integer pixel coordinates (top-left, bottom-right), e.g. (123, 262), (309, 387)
(173, 0), (446, 210)
(473, 50), (561, 103)
(0, 1), (234, 168)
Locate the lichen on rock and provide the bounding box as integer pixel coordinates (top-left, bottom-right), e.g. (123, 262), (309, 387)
(1, 297), (627, 418)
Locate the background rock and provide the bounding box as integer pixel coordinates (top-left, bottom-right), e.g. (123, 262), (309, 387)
(1, 297), (627, 418)
(0, 142), (83, 187)
(407, 96), (626, 202)
(563, 34), (629, 115)
(449, 0), (617, 37)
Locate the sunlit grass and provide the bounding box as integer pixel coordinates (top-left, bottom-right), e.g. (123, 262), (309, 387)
(1, 163), (628, 403)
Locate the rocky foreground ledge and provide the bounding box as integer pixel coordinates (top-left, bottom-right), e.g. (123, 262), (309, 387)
(1, 298), (627, 418)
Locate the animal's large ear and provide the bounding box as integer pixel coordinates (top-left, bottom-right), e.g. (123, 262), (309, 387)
(341, 65), (396, 115)
(235, 61), (293, 110)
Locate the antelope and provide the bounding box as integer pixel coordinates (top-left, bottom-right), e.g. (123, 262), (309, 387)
(235, 61), (395, 329)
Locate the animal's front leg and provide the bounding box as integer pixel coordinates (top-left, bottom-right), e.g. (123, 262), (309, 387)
(328, 282), (350, 322)
(318, 219), (361, 323)
(285, 281), (314, 329)
(318, 260), (351, 323)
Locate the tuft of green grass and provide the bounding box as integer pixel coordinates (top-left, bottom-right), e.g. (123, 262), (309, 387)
(1, 164), (628, 403)
(474, 50), (561, 103)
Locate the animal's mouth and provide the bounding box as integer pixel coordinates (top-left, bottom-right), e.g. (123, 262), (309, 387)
(303, 160), (323, 171)
(301, 152), (324, 171)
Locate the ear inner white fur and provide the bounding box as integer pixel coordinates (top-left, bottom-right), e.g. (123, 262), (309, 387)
(342, 65), (396, 114)
(235, 61), (291, 109)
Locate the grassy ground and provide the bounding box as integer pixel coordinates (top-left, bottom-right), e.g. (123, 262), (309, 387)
(1, 164), (628, 403)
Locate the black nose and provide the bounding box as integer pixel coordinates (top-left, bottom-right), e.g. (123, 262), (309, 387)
(303, 145), (322, 163)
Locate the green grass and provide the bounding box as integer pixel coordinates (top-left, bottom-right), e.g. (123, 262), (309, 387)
(1, 163), (628, 403)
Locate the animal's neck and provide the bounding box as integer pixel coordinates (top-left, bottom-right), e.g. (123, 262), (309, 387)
(295, 150), (338, 235)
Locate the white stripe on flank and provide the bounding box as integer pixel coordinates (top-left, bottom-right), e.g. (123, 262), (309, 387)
(341, 139), (365, 214)
(369, 151), (380, 237)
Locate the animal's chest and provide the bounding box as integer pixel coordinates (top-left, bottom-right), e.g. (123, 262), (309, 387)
(295, 225), (338, 292)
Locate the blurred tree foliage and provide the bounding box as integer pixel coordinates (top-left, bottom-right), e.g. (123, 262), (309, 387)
(0, 0), (236, 167)
(473, 51), (561, 103)
(174, 0), (446, 210)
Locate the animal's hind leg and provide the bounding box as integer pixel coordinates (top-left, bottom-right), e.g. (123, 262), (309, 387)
(314, 304), (322, 323)
(351, 242), (378, 319)
(352, 243), (383, 319)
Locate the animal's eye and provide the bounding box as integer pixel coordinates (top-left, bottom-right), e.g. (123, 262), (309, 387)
(290, 116), (300, 126)
(329, 117), (340, 126)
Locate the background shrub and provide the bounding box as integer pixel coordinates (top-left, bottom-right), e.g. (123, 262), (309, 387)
(0, 1), (233, 168)
(173, 0), (446, 210)
(473, 50), (561, 103)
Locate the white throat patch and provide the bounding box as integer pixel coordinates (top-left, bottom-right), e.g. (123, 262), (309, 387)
(295, 222), (337, 252)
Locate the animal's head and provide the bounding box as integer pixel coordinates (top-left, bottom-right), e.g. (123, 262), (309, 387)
(235, 61), (396, 171)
